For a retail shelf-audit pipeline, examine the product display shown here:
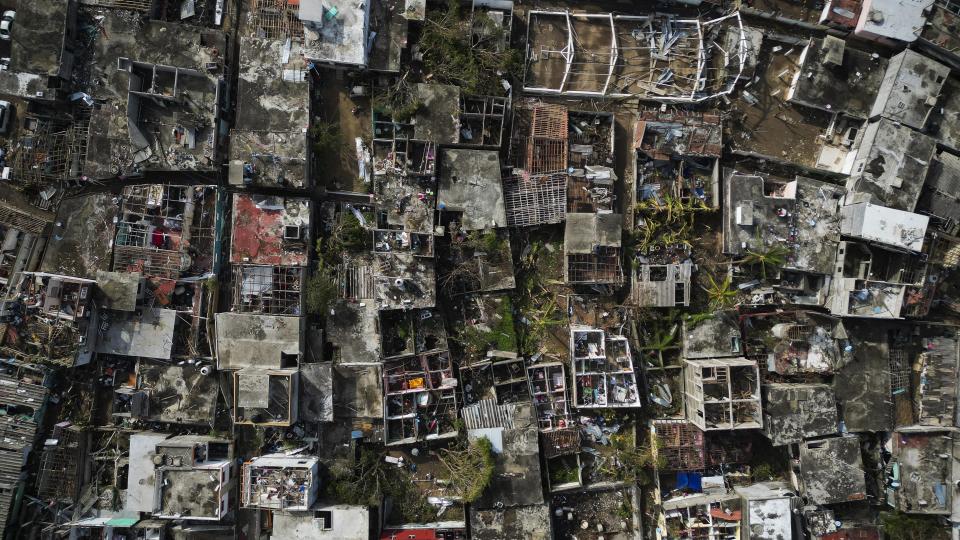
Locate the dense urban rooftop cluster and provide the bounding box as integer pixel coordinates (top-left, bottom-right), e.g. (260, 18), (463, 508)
(0, 0), (957, 539)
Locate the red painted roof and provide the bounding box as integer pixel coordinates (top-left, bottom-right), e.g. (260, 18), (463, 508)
(820, 527), (880, 540)
(230, 194), (308, 267)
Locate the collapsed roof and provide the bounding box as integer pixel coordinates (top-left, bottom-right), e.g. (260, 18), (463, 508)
(523, 11), (748, 102)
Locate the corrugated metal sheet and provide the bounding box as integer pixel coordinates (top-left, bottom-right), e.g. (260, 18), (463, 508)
(461, 399), (515, 430)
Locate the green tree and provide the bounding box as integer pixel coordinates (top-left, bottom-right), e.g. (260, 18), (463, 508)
(741, 244), (789, 279)
(439, 436), (496, 502)
(304, 262), (338, 316)
(310, 121), (341, 162)
(703, 273), (737, 309)
(418, 0), (521, 94)
(880, 512), (950, 540)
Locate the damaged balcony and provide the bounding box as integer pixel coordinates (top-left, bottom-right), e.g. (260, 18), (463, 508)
(374, 229), (434, 258)
(458, 94), (508, 147)
(682, 358), (761, 430)
(635, 109), (722, 208)
(241, 455), (319, 511)
(570, 326), (641, 408)
(740, 311), (841, 374)
(9, 109), (90, 210)
(120, 58), (221, 173)
(373, 253), (437, 311)
(460, 352), (527, 406)
(528, 362), (571, 431)
(113, 184), (221, 279)
(658, 493), (742, 540)
(564, 213), (624, 285)
(233, 369), (298, 427)
(372, 112), (437, 180)
(380, 308), (447, 361)
(383, 352), (459, 445)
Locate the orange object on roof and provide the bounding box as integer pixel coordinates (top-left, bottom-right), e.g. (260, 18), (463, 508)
(287, 0), (300, 6)
(709, 508), (742, 521)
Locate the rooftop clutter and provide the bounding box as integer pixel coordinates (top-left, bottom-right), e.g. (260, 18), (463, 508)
(0, 1), (959, 539)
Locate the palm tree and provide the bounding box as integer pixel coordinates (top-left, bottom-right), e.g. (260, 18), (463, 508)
(703, 273), (737, 309)
(741, 244), (790, 279)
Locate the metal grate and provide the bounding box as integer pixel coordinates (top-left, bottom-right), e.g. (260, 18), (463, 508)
(655, 420), (706, 470)
(79, 0), (153, 10)
(113, 245), (184, 279)
(232, 265), (302, 315)
(527, 104), (569, 174)
(250, 0), (305, 40)
(567, 248), (623, 284)
(529, 104), (568, 139)
(889, 348), (910, 396)
(503, 173), (567, 227)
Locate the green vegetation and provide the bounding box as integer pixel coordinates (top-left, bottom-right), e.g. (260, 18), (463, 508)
(439, 436), (496, 502)
(326, 448), (435, 524)
(310, 120), (341, 162)
(880, 512), (950, 540)
(458, 297), (517, 356)
(751, 463), (775, 481)
(549, 460), (580, 486)
(440, 230), (511, 294)
(703, 273), (737, 309)
(749, 443), (789, 483)
(467, 230), (509, 263)
(304, 261), (338, 316)
(512, 239), (565, 355)
(338, 213), (369, 252)
(683, 311), (714, 328)
(634, 310), (681, 352)
(608, 433), (665, 485)
(419, 0), (522, 94)
(372, 85), (424, 123)
(319, 211), (370, 268)
(633, 195), (711, 253)
(741, 243), (790, 279)
(644, 323), (678, 352)
(617, 497), (634, 521)
(515, 295), (563, 356)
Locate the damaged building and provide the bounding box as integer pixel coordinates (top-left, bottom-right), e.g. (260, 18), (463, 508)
(522, 11), (748, 101)
(229, 37), (310, 189)
(382, 353), (459, 445)
(241, 454), (319, 511)
(126, 433), (236, 521)
(683, 357), (762, 431)
(799, 436), (868, 505)
(215, 312), (303, 426)
(564, 213), (623, 285)
(762, 383), (839, 446)
(847, 119), (936, 213)
(635, 109), (723, 208)
(570, 326), (641, 408)
(887, 427), (958, 515)
(723, 171), (846, 294)
(82, 14), (225, 179)
(831, 204), (932, 318)
(503, 102), (569, 227)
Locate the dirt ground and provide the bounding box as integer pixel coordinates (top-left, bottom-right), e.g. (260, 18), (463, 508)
(314, 68), (371, 193)
(729, 40), (832, 168)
